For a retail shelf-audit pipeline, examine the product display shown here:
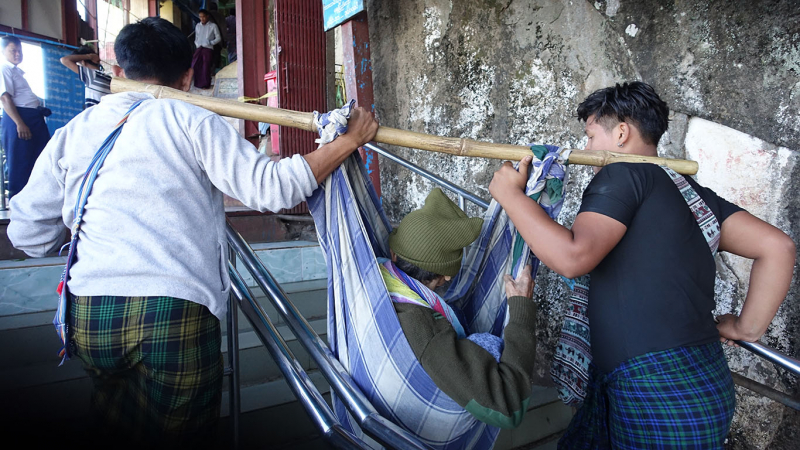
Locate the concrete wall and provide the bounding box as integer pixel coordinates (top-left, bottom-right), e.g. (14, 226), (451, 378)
(364, 1), (799, 448)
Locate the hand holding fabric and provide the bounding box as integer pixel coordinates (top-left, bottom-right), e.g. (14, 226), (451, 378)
(489, 155), (532, 204)
(341, 106), (378, 149)
(504, 264), (534, 298)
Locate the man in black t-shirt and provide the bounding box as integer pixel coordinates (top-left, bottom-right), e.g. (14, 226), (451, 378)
(489, 82), (795, 449)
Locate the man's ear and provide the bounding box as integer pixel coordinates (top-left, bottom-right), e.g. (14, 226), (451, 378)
(111, 65), (125, 78)
(177, 68), (194, 92)
(390, 250), (397, 262)
(616, 122), (631, 146)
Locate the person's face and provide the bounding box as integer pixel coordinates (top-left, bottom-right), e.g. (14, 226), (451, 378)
(200, 13), (209, 24)
(3, 43), (23, 65)
(583, 115), (618, 153)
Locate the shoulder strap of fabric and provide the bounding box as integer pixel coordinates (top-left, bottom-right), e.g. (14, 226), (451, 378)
(660, 166), (721, 256)
(53, 99), (146, 365)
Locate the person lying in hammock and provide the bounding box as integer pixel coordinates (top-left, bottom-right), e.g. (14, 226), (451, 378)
(380, 187), (537, 429)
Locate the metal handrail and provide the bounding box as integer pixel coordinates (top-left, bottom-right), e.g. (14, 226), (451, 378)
(736, 340), (800, 377)
(368, 143), (800, 380)
(228, 261), (368, 449)
(0, 147), (6, 211)
(365, 143), (490, 209)
(225, 221), (431, 450)
(225, 280), (241, 449)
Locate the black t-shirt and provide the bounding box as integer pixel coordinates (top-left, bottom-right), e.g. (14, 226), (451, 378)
(577, 163), (744, 372)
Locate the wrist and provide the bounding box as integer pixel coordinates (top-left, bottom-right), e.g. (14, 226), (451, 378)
(496, 185), (526, 206)
(336, 134), (362, 151)
(732, 317), (761, 342)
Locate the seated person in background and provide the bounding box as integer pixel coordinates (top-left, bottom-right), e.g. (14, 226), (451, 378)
(382, 188), (537, 429)
(59, 45), (112, 109)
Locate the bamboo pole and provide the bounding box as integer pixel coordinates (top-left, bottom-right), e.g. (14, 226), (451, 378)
(111, 77), (699, 175)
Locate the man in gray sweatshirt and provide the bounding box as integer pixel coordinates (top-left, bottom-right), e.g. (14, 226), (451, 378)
(7, 17), (377, 446)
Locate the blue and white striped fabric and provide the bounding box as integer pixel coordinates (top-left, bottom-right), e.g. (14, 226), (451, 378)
(444, 145), (568, 336)
(307, 146), (568, 450)
(313, 99), (356, 148)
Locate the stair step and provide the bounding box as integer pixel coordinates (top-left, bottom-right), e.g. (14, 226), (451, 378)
(0, 318), (328, 392)
(218, 392), (333, 450)
(220, 319), (327, 387)
(0, 279), (327, 371)
(221, 369), (330, 416)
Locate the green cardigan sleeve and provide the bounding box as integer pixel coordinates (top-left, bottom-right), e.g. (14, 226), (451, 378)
(394, 296), (537, 429)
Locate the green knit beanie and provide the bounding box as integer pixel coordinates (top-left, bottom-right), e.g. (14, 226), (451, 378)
(389, 188), (484, 277)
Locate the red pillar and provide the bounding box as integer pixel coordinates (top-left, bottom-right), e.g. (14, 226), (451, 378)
(61, 0), (79, 46)
(341, 11), (380, 197)
(148, 0), (159, 17)
(86, 0), (98, 41)
(236, 0), (270, 145)
(21, 0), (29, 30)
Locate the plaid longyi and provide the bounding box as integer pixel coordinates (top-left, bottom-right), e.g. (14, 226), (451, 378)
(559, 341), (735, 449)
(69, 295), (223, 445)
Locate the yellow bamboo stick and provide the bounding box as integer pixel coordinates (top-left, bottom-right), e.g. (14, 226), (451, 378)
(111, 77), (699, 175)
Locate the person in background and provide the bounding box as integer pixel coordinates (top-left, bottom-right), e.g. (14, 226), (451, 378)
(191, 9), (221, 89)
(208, 3), (227, 69)
(226, 8), (237, 63)
(0, 35), (50, 200)
(59, 45), (112, 109)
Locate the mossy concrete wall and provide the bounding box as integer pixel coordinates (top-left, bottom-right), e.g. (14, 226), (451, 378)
(363, 1), (800, 448)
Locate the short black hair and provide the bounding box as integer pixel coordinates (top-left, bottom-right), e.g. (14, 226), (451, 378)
(72, 45), (96, 56)
(229, 7), (236, 16)
(576, 81), (669, 146)
(1, 35), (21, 50)
(114, 17), (192, 86)
(199, 9), (210, 15)
(395, 257), (441, 284)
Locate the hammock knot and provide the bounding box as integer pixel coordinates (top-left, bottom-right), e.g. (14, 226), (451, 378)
(313, 99), (356, 147)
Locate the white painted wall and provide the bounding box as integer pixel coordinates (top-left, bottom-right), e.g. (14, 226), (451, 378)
(0, 1), (23, 29)
(28, 0), (62, 39)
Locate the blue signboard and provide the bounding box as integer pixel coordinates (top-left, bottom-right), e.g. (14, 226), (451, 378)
(42, 44), (84, 135)
(322, 0), (364, 31)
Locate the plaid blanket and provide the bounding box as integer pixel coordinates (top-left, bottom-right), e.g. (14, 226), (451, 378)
(307, 146), (568, 449)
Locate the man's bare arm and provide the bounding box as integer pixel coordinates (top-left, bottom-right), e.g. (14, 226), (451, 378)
(490, 157), (627, 278)
(0, 93), (31, 140)
(60, 53), (99, 74)
(716, 211), (796, 342)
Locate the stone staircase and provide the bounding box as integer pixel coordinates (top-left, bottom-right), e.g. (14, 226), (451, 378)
(0, 239), (572, 449)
